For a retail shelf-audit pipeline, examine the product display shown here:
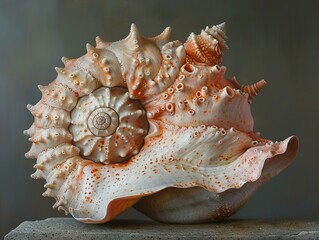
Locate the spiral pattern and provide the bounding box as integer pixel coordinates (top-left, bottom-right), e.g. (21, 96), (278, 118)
(70, 87), (148, 164)
(87, 107), (117, 136)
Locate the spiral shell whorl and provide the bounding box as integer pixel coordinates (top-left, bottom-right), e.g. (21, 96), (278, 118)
(184, 23), (228, 66)
(24, 24), (182, 215)
(70, 87), (148, 164)
(87, 107), (118, 137)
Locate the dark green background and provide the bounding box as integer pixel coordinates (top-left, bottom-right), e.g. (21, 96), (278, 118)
(1, 0), (318, 238)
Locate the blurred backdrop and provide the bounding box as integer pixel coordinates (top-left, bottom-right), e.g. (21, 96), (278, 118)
(1, 0), (319, 238)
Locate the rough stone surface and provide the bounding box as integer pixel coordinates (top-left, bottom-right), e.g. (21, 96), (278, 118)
(4, 218), (319, 240)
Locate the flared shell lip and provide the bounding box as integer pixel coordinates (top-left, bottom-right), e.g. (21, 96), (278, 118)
(257, 135), (299, 181)
(71, 135), (299, 223)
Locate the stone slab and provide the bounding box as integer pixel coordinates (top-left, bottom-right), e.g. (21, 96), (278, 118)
(4, 218), (319, 240)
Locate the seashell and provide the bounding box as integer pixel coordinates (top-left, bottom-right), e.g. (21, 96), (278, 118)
(184, 22), (228, 66)
(25, 23), (298, 223)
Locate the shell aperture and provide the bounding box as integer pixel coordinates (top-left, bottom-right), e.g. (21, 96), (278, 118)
(25, 23), (298, 223)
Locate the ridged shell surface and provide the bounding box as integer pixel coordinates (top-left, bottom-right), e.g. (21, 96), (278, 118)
(70, 87), (148, 164)
(25, 23), (298, 223)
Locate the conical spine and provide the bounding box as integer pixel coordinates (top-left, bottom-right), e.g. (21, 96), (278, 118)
(230, 78), (267, 101)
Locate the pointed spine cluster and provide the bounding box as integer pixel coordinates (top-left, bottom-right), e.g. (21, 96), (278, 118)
(99, 24), (186, 102)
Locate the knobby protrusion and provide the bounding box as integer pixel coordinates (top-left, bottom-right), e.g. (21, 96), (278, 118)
(95, 36), (112, 48)
(95, 36), (103, 46)
(149, 26), (171, 47)
(127, 23), (142, 44)
(61, 56), (70, 65)
(86, 43), (95, 53)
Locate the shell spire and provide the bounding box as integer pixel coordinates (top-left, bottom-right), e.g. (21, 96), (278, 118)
(184, 22), (228, 66)
(216, 22), (226, 34)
